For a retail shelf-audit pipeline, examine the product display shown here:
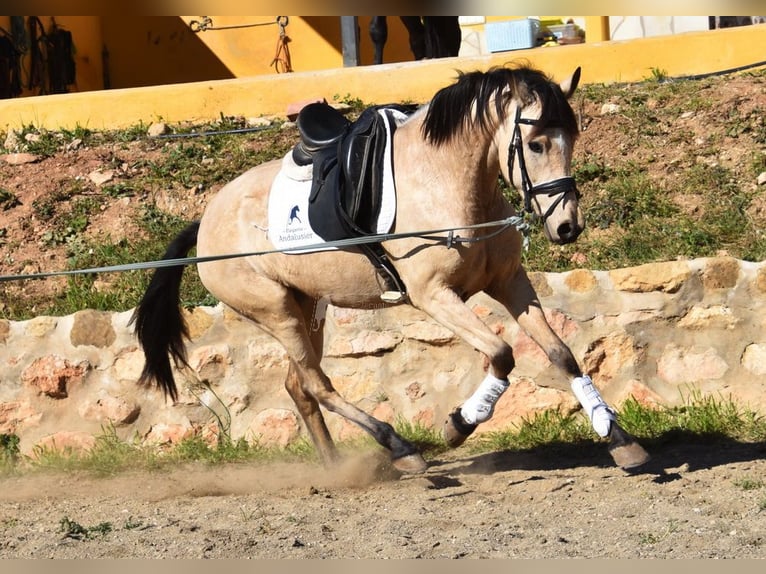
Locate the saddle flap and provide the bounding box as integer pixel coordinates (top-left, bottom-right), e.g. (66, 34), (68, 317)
(340, 107), (388, 230)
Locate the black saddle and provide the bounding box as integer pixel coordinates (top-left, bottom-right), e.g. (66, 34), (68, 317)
(292, 103), (350, 167)
(291, 102), (416, 300)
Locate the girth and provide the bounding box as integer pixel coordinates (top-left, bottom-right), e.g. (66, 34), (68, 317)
(293, 102), (414, 301)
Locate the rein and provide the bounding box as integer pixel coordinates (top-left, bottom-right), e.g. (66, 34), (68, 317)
(507, 106), (579, 223)
(0, 216), (530, 283)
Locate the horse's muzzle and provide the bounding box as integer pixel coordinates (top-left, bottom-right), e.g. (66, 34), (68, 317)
(533, 177), (583, 245)
(552, 215), (584, 244)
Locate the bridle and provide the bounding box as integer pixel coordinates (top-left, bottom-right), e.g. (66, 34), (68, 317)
(507, 106), (579, 223)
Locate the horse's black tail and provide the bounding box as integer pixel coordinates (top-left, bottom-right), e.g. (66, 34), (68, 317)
(129, 221), (201, 402)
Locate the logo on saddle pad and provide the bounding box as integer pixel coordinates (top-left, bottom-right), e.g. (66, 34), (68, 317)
(288, 205), (302, 226)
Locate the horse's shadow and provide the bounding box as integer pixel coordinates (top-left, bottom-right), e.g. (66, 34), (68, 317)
(422, 431), (766, 486)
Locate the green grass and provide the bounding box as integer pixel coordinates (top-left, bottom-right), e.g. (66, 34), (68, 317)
(459, 391), (766, 457)
(1, 393), (764, 479)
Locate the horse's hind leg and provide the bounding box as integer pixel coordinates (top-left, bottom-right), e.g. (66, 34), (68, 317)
(489, 268), (650, 469)
(283, 295), (337, 465)
(230, 278), (427, 474)
(284, 360), (337, 463)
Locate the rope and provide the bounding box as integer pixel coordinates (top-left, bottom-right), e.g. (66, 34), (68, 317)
(189, 16), (292, 74)
(0, 216), (530, 283)
(154, 126), (273, 139)
(189, 16), (287, 33)
(271, 18), (292, 73)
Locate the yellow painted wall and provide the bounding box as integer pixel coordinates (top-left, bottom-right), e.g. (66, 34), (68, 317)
(0, 24), (763, 132)
(172, 16), (418, 74)
(1, 16), (604, 98)
(1, 16), (417, 97)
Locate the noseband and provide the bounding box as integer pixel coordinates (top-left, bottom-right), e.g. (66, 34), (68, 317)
(507, 106), (579, 223)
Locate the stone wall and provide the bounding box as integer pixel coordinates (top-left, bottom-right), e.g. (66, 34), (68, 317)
(2, 256), (766, 455)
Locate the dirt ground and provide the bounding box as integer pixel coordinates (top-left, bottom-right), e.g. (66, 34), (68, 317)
(1, 439), (766, 559)
(1, 70), (766, 559)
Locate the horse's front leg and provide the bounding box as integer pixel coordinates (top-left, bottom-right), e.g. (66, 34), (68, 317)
(411, 286), (518, 447)
(489, 268), (651, 470)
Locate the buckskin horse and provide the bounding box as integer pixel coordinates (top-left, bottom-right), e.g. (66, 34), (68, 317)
(132, 64), (650, 474)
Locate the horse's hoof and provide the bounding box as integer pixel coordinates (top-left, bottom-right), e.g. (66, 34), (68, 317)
(608, 422), (651, 469)
(609, 441), (651, 469)
(443, 407), (477, 448)
(392, 453), (428, 474)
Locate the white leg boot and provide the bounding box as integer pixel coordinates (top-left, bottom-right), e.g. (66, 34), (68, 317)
(460, 373), (510, 425)
(571, 375), (616, 437)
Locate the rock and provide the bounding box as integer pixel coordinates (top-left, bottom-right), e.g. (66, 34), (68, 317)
(189, 344), (231, 382)
(88, 169), (115, 186)
(0, 401), (39, 433)
(702, 257), (739, 289)
(758, 171), (766, 186)
(678, 305), (738, 330)
(147, 122), (170, 137)
(35, 431), (96, 453)
(78, 393), (141, 425)
(564, 269), (598, 293)
(401, 321), (455, 344)
(583, 332), (642, 380)
(1, 153), (41, 165)
(600, 103), (621, 115)
(325, 329), (402, 357)
(249, 409), (300, 447)
(247, 117), (272, 127)
(657, 344), (728, 385)
(144, 422), (194, 445)
(529, 271), (554, 297)
(181, 307), (215, 339)
(616, 379), (664, 407)
(24, 316), (58, 337)
(405, 382), (425, 400)
(70, 310), (116, 347)
(21, 356), (89, 399)
(3, 257), (766, 454)
(609, 261), (691, 293)
(3, 129), (19, 150)
(741, 343), (766, 376)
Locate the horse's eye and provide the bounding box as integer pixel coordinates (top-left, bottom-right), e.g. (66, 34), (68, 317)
(528, 141), (544, 154)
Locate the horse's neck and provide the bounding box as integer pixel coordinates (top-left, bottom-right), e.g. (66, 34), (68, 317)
(411, 115), (505, 221)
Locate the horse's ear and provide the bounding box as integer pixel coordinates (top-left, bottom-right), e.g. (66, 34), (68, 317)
(560, 67), (581, 99)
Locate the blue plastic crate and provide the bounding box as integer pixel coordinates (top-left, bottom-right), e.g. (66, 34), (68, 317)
(485, 19), (540, 52)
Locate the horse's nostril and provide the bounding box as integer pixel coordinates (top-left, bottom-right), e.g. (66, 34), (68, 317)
(557, 222), (581, 244)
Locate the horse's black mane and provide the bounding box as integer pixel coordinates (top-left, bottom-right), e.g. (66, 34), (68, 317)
(422, 65), (578, 146)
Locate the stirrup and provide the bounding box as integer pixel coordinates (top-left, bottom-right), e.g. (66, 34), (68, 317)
(380, 290), (407, 303)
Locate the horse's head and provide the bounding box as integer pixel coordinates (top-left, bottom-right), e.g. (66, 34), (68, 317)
(499, 67), (584, 245)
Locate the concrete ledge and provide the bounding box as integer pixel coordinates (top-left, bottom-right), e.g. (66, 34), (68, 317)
(0, 25), (764, 131)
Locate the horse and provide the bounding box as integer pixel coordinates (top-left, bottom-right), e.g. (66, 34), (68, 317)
(132, 64), (650, 474)
(369, 17), (462, 65)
